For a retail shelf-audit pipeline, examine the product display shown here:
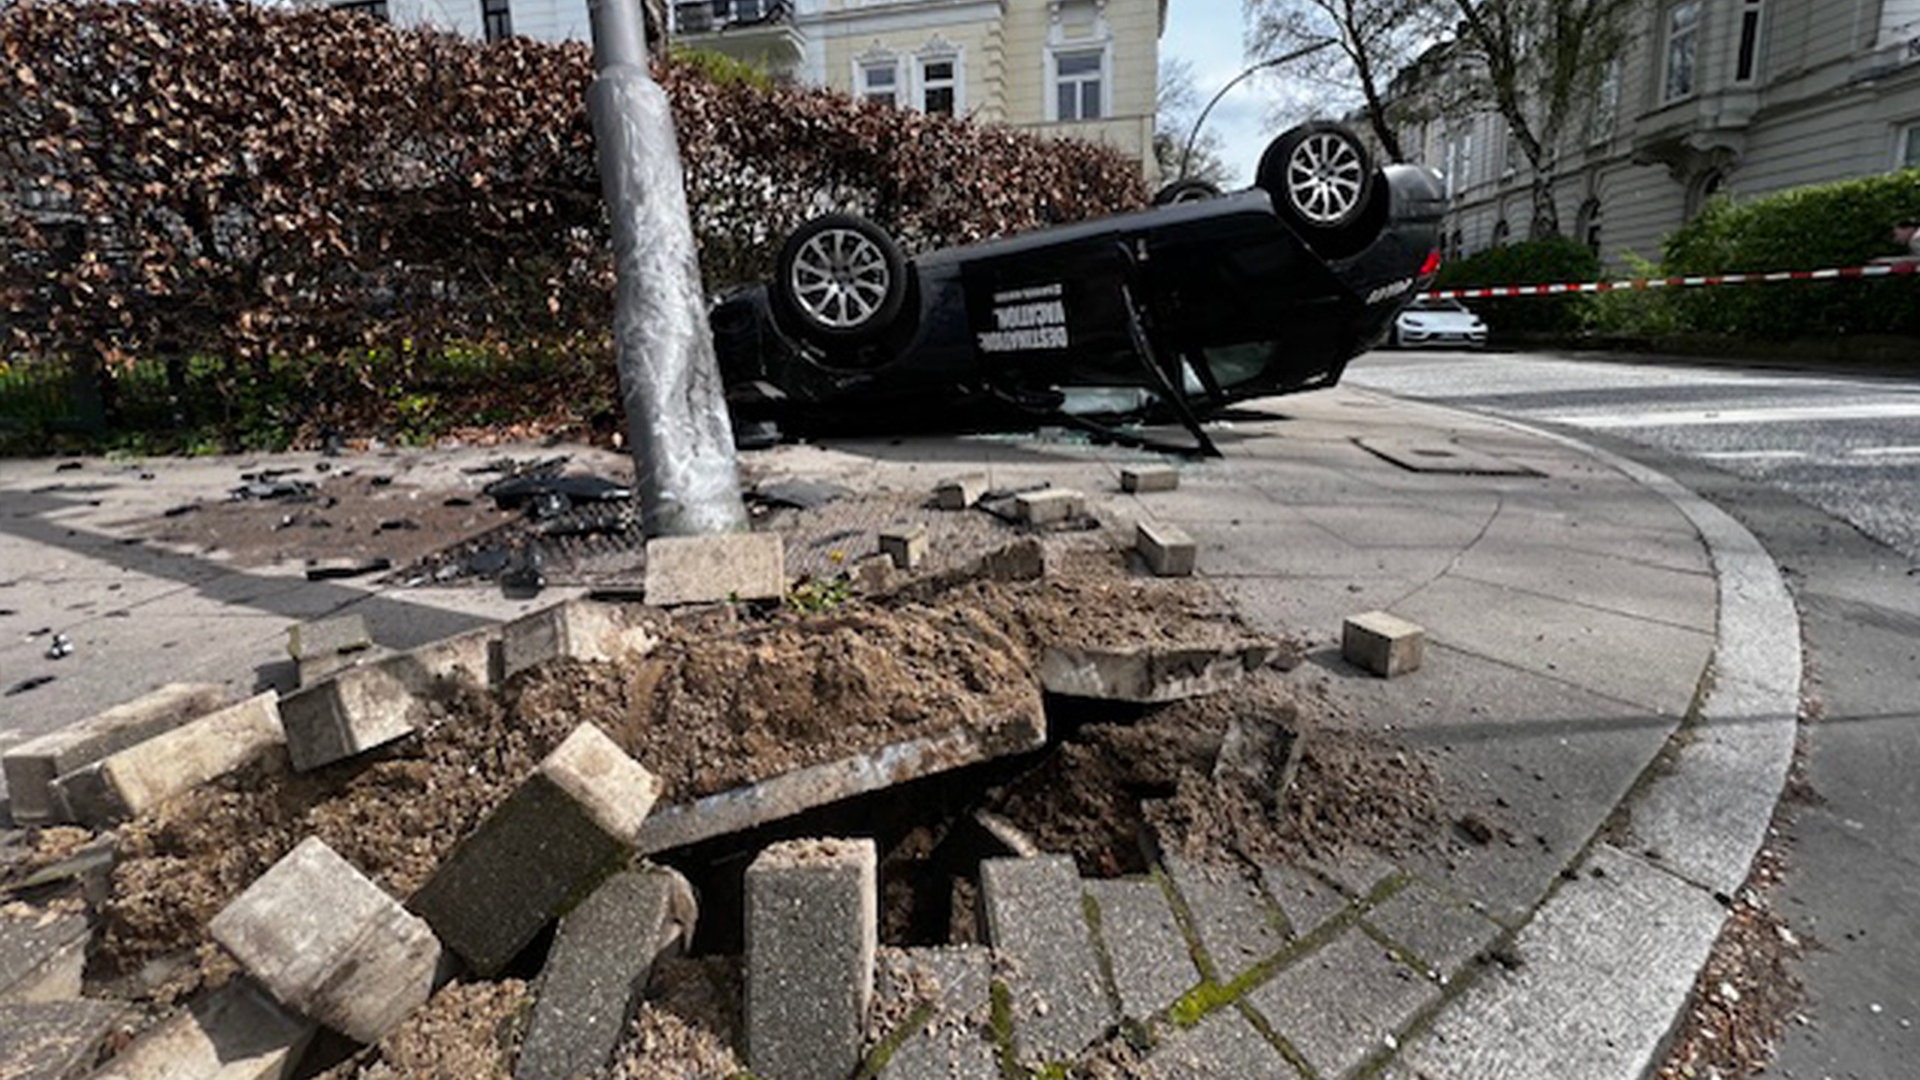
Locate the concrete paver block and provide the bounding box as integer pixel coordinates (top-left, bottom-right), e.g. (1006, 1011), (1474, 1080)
(1163, 854), (1289, 983)
(53, 692), (284, 827)
(745, 838), (878, 1080)
(1148, 1004), (1302, 1080)
(280, 626), (498, 772)
(854, 554), (899, 594)
(644, 532), (785, 606)
(1121, 465), (1180, 493)
(879, 524), (929, 571)
(1341, 611), (1426, 678)
(1243, 925), (1442, 1080)
(1258, 864), (1350, 941)
(287, 614), (376, 686)
(935, 476), (987, 510)
(873, 945), (997, 1080)
(89, 978), (316, 1080)
(1040, 641), (1275, 703)
(1015, 489), (1086, 526)
(0, 1000), (125, 1080)
(524, 868), (693, 1070)
(410, 724), (659, 977)
(1082, 878), (1199, 1021)
(3, 682), (227, 825)
(499, 599), (659, 683)
(210, 837), (441, 1044)
(1361, 879), (1504, 981)
(0, 908), (90, 1003)
(978, 856), (1114, 1066)
(1137, 521), (1197, 577)
(517, 866), (696, 1080)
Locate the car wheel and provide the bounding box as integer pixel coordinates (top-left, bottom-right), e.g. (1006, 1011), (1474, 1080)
(1152, 179), (1222, 205)
(1257, 122), (1376, 244)
(773, 213), (908, 345)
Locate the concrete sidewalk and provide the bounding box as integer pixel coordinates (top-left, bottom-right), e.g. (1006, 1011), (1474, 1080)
(0, 386), (1798, 1080)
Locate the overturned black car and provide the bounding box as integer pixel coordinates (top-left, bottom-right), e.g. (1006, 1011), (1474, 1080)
(712, 122), (1447, 455)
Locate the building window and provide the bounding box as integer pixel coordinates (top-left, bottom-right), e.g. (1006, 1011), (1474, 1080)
(919, 57), (957, 115)
(334, 0), (389, 21)
(1735, 0), (1763, 82)
(1900, 124), (1920, 170)
(1053, 49), (1104, 121)
(483, 0), (512, 42)
(1577, 197), (1603, 255)
(1593, 58), (1621, 139)
(1444, 127), (1473, 197)
(1491, 219), (1511, 247)
(1665, 1), (1701, 101)
(857, 58), (900, 107)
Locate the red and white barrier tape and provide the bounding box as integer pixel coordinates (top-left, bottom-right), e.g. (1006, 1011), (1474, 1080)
(1425, 259), (1920, 300)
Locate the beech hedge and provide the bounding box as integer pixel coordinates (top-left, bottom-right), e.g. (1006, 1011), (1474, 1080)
(1661, 170), (1920, 340)
(0, 0), (1144, 402)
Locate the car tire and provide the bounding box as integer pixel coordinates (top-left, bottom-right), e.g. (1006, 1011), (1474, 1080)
(1257, 122), (1377, 247)
(1152, 179), (1222, 205)
(772, 213), (909, 346)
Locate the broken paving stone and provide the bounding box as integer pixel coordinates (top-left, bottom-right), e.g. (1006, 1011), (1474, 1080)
(280, 626), (496, 772)
(516, 867), (696, 1080)
(0, 999), (125, 1080)
(4, 682), (228, 825)
(746, 839), (878, 1080)
(485, 472), (631, 511)
(1120, 465), (1180, 493)
(1014, 489), (1087, 527)
(1039, 641), (1277, 704)
(53, 691), (285, 828)
(287, 614), (377, 687)
(499, 599), (660, 684)
(210, 838), (441, 1045)
(934, 476), (987, 511)
(89, 977), (316, 1080)
(0, 908), (90, 1003)
(1136, 520), (1197, 577)
(643, 532), (785, 607)
(1341, 610), (1425, 678)
(1081, 879), (1198, 1022)
(633, 709), (1046, 857)
(879, 524), (929, 571)
(409, 724), (659, 977)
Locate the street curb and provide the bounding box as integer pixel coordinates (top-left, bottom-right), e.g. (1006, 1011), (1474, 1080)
(1385, 409), (1801, 1080)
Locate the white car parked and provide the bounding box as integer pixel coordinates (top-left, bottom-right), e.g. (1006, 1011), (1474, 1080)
(1392, 296), (1488, 348)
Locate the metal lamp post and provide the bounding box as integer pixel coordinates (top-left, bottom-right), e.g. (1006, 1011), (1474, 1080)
(1178, 41), (1334, 182)
(585, 0), (748, 537)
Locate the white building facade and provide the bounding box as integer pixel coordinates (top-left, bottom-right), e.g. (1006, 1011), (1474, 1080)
(1396, 0), (1920, 267)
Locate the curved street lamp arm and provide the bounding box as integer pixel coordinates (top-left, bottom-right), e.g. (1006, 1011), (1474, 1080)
(1179, 40), (1336, 182)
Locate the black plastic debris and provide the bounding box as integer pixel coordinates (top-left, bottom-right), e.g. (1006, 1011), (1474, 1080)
(55, 461), (82, 472)
(305, 557), (393, 581)
(5, 675), (54, 696)
(231, 478), (316, 502)
(377, 519), (421, 532)
(464, 454), (569, 478)
(163, 503), (199, 518)
(751, 480), (854, 510)
(466, 548), (512, 577)
(24, 627), (50, 639)
(443, 497), (474, 508)
(501, 548), (546, 597)
(485, 473), (632, 512)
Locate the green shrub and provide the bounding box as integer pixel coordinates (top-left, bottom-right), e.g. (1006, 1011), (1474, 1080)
(1433, 236), (1602, 335)
(1662, 170), (1920, 339)
(1577, 251), (1685, 338)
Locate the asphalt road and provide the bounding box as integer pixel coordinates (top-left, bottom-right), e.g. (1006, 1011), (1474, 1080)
(1347, 346), (1920, 1080)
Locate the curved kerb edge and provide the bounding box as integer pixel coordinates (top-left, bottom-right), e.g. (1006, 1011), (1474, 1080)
(1388, 411), (1801, 1080)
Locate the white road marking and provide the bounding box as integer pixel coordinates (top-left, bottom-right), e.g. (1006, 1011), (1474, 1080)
(1699, 450), (1809, 462)
(1847, 445), (1920, 458)
(1536, 401), (1920, 429)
